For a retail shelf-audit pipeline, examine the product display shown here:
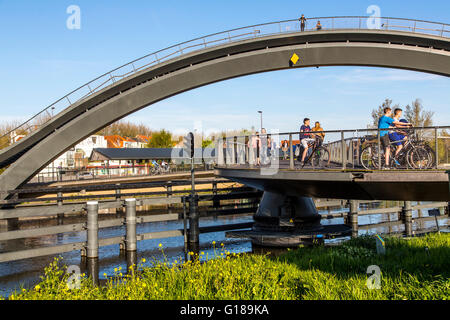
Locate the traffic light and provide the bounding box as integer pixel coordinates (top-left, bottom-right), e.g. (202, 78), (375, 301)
(183, 132), (194, 159)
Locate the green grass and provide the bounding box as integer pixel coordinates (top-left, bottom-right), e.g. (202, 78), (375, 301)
(5, 233), (450, 300)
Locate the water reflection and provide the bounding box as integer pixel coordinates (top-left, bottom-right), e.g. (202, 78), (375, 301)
(0, 201), (447, 298)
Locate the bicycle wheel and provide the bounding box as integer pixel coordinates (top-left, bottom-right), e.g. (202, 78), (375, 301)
(312, 146), (330, 168)
(408, 146), (432, 169)
(419, 143), (436, 168)
(360, 143), (381, 170)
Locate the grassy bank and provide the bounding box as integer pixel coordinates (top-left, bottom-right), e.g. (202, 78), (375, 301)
(6, 233), (450, 300)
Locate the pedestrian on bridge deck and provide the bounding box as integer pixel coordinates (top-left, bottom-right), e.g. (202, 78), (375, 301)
(299, 14), (307, 31)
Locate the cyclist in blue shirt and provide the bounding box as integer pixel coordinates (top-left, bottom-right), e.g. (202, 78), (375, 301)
(378, 107), (412, 168)
(388, 108), (409, 165)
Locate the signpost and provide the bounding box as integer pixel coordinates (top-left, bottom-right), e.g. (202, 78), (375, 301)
(428, 208), (441, 232)
(183, 132), (198, 247)
(375, 234), (385, 255)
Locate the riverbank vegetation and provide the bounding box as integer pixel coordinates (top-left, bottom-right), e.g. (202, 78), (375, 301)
(6, 233), (450, 300)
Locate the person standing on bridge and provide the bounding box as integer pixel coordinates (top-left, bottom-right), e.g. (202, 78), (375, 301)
(378, 107), (412, 169)
(299, 14), (307, 32)
(299, 118), (314, 166)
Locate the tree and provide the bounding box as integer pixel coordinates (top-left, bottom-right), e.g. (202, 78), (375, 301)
(202, 139), (214, 148)
(404, 99), (434, 128)
(147, 130), (174, 148)
(97, 120), (153, 137)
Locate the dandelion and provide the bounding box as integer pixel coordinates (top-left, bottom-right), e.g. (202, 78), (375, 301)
(158, 243), (163, 248)
(221, 243), (224, 247)
(114, 268), (118, 273)
(142, 258), (146, 263)
(34, 285), (41, 291)
(212, 241), (216, 245)
(103, 273), (107, 277)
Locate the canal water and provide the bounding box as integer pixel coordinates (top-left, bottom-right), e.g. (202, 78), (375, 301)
(0, 202), (447, 297)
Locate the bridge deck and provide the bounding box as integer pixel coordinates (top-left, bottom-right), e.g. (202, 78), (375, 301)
(215, 161), (449, 201)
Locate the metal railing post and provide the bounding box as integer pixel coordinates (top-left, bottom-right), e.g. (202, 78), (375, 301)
(289, 133), (294, 169)
(402, 201), (413, 237)
(435, 127), (439, 169)
(125, 199), (137, 252)
(341, 131), (346, 170)
(86, 201), (99, 259)
(377, 130), (382, 169)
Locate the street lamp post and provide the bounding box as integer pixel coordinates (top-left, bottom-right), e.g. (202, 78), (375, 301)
(258, 111), (263, 131)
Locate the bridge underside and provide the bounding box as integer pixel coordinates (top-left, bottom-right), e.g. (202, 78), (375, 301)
(215, 167), (450, 201)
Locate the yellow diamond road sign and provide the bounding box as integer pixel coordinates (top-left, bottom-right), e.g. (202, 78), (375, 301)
(290, 53), (300, 65)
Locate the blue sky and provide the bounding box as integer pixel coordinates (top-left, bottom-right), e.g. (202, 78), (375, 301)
(0, 0), (449, 136)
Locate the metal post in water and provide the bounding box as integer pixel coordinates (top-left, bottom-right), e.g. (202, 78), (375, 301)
(212, 181), (219, 208)
(189, 193), (199, 246)
(183, 196), (188, 245)
(402, 201), (413, 237)
(115, 183), (122, 216)
(349, 200), (359, 238)
(167, 181), (172, 214)
(57, 186), (64, 223)
(125, 198), (137, 252)
(86, 201), (99, 259)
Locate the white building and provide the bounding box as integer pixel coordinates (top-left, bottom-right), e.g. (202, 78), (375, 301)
(37, 135), (108, 178)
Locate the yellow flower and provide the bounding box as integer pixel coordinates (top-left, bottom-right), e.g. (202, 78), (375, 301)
(212, 241), (216, 245)
(103, 273), (107, 277)
(221, 243), (224, 247)
(158, 243), (163, 248)
(114, 268), (118, 273)
(200, 251), (205, 255)
(142, 258), (146, 263)
(35, 285), (41, 291)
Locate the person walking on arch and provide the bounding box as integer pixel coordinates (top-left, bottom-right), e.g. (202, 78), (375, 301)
(299, 14), (307, 32)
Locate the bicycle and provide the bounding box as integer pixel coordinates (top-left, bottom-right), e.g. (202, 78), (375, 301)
(360, 132), (434, 170)
(297, 137), (330, 168)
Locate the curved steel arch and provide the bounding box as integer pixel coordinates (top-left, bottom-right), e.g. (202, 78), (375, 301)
(1, 28), (450, 198)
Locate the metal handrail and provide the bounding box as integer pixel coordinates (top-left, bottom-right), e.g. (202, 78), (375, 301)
(2, 16), (450, 144)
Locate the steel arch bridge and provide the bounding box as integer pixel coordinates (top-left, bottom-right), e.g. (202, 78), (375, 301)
(1, 16), (450, 200)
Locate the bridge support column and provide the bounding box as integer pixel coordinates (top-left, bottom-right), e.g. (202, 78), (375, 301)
(254, 191), (321, 232)
(402, 201), (413, 237)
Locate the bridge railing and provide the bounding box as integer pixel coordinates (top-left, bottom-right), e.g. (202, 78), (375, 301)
(214, 125), (450, 171)
(2, 16), (450, 147)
